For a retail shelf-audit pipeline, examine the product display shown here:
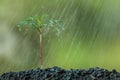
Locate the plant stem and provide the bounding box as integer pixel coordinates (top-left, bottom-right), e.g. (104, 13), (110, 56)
(40, 34), (42, 68)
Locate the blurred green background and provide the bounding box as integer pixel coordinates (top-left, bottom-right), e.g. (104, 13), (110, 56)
(0, 0), (120, 74)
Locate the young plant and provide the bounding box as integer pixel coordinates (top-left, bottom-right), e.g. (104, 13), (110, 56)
(17, 15), (64, 68)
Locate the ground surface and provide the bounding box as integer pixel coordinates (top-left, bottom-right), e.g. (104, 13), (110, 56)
(0, 67), (120, 80)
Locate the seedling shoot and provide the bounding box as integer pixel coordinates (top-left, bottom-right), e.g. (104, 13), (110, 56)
(17, 15), (64, 68)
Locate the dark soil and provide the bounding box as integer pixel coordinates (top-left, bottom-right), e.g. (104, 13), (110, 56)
(0, 66), (120, 80)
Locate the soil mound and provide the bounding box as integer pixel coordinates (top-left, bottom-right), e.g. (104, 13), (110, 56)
(0, 67), (120, 80)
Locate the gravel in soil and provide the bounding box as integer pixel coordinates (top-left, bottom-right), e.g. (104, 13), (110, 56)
(0, 66), (120, 80)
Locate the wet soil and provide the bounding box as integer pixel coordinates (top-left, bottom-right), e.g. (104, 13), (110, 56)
(0, 66), (120, 80)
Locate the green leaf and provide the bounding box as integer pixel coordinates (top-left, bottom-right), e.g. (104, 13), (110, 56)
(17, 15), (65, 35)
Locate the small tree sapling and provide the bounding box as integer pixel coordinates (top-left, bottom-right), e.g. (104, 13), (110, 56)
(17, 15), (64, 68)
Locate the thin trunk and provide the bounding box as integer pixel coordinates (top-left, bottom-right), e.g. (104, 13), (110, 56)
(40, 34), (42, 67)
